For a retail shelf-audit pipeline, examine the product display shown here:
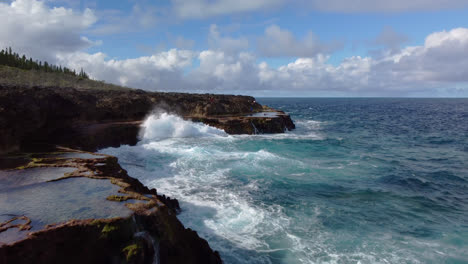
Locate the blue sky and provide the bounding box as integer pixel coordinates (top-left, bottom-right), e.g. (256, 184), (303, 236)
(88, 5), (468, 63)
(2, 0), (468, 96)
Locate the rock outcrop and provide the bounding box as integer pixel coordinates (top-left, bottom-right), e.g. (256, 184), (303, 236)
(0, 82), (295, 263)
(0, 148), (222, 264)
(0, 84), (294, 154)
(190, 110), (295, 134)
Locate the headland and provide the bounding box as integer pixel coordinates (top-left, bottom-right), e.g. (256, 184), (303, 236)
(0, 65), (295, 263)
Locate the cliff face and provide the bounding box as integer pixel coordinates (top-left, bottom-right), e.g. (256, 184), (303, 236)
(0, 83), (295, 263)
(0, 84), (294, 153)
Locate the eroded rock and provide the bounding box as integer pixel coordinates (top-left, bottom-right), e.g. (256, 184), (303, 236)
(0, 84), (293, 153)
(0, 148), (221, 264)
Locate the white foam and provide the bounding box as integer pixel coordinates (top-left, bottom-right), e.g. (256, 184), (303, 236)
(101, 140), (296, 262)
(230, 119), (326, 141)
(141, 113), (227, 141)
(100, 115), (429, 264)
(100, 137), (429, 264)
(140, 111), (326, 142)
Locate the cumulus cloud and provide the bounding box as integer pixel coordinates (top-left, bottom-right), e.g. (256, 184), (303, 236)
(54, 27), (468, 96)
(0, 0), (97, 62)
(56, 49), (195, 91)
(257, 28), (468, 95)
(257, 25), (342, 57)
(189, 50), (261, 91)
(1, 0), (467, 96)
(383, 28), (468, 84)
(208, 24), (249, 53)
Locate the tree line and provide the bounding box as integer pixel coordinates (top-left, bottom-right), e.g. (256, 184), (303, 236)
(0, 47), (89, 79)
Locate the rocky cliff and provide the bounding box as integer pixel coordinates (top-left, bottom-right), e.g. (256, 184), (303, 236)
(0, 84), (294, 154)
(0, 148), (222, 264)
(0, 83), (295, 263)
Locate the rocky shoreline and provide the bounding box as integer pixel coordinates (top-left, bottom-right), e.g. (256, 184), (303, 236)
(0, 148), (221, 264)
(0, 84), (294, 153)
(0, 84), (295, 263)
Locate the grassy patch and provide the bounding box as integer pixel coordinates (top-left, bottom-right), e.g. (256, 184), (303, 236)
(0, 65), (130, 91)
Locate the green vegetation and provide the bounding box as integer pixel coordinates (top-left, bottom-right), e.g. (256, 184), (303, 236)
(122, 243), (142, 262)
(0, 65), (129, 91)
(100, 223), (120, 239)
(0, 47), (89, 79)
(0, 47), (130, 91)
(101, 223), (119, 234)
(107, 195), (132, 202)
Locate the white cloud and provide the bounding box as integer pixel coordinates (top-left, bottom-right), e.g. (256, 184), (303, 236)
(190, 50), (260, 91)
(208, 24), (249, 53)
(257, 25), (341, 57)
(382, 28), (468, 84)
(59, 28), (468, 96)
(0, 0), (97, 62)
(91, 4), (159, 35)
(304, 0), (468, 13)
(372, 26), (408, 54)
(193, 27), (468, 95)
(171, 35), (196, 50)
(56, 49), (195, 90)
(169, 0), (468, 19)
(1, 0), (467, 96)
(171, 0), (283, 19)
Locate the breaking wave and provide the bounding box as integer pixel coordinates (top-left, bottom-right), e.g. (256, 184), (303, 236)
(141, 113), (227, 141)
(100, 97), (468, 264)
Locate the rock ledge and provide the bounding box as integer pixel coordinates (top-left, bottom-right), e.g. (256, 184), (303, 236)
(0, 148), (222, 264)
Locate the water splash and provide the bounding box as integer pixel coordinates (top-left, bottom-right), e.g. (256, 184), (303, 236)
(140, 113), (227, 141)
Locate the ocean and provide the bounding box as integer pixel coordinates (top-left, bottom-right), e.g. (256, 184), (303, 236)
(100, 98), (468, 264)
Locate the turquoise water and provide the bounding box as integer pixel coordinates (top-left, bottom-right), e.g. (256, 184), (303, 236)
(101, 98), (468, 264)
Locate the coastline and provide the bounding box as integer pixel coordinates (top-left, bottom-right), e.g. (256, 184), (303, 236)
(0, 84), (295, 263)
(0, 147), (222, 263)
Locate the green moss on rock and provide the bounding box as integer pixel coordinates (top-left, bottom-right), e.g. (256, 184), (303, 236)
(107, 195), (131, 202)
(100, 223), (120, 239)
(122, 243), (142, 262)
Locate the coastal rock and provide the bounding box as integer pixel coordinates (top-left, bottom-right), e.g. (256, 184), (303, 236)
(191, 110), (295, 134)
(0, 149), (221, 264)
(0, 82), (295, 263)
(0, 84), (294, 153)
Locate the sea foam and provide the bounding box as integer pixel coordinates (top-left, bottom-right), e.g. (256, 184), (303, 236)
(99, 105), (453, 264)
(141, 112), (227, 141)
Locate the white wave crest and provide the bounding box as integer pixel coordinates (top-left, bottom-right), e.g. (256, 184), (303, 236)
(141, 113), (227, 141)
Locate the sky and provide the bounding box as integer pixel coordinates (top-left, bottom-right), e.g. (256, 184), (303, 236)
(1, 0), (468, 97)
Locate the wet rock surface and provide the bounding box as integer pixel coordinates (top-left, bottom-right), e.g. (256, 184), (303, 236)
(189, 109), (295, 134)
(0, 147), (222, 264)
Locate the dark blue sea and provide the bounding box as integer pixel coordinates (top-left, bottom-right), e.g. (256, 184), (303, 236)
(101, 98), (468, 263)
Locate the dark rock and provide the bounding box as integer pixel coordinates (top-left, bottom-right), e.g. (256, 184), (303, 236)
(159, 195), (181, 213)
(0, 84), (291, 154)
(191, 112), (295, 134)
(0, 150), (222, 264)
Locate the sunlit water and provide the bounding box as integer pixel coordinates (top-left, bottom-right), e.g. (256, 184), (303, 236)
(101, 98), (468, 264)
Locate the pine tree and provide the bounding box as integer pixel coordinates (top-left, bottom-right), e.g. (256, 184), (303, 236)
(0, 47), (90, 79)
